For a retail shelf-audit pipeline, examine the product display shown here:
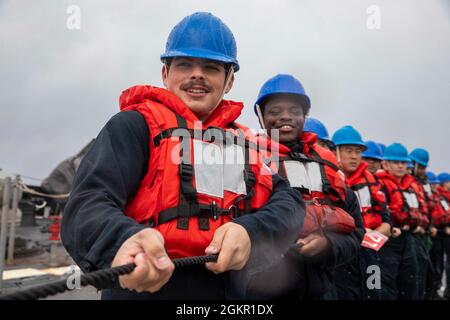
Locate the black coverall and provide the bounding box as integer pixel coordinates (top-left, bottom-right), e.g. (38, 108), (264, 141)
(334, 198), (391, 300)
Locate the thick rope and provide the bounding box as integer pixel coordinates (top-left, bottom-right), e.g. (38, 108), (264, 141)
(0, 243), (304, 300)
(0, 254), (218, 300)
(16, 181), (70, 199)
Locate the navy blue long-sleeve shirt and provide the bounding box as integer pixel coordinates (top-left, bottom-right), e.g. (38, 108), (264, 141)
(61, 110), (304, 299)
(245, 185), (365, 299)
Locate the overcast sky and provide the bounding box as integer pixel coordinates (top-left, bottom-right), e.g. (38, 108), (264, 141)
(1, 0), (449, 185)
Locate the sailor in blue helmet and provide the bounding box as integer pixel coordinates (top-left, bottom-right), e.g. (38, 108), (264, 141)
(435, 172), (450, 299)
(303, 117), (334, 150)
(426, 171), (450, 299)
(331, 126), (391, 300)
(376, 143), (428, 300)
(61, 12), (303, 300)
(408, 148), (434, 299)
(362, 140), (384, 175)
(247, 74), (364, 300)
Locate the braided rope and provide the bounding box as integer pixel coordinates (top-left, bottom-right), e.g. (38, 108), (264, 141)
(0, 243), (303, 300)
(0, 254), (218, 300)
(16, 181), (70, 199)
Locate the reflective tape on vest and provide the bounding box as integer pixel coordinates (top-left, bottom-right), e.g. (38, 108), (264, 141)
(223, 144), (247, 195)
(283, 160), (322, 192)
(423, 184), (432, 197)
(193, 140), (247, 198)
(355, 186), (372, 210)
(403, 191), (419, 209)
(441, 199), (450, 211)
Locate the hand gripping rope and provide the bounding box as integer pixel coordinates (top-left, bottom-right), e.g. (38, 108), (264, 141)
(0, 243), (304, 300)
(0, 254), (219, 300)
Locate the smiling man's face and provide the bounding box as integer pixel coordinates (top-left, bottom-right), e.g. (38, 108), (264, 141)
(162, 57), (234, 121)
(262, 94), (306, 144)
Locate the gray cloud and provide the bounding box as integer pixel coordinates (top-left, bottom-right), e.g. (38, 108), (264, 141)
(0, 0), (449, 184)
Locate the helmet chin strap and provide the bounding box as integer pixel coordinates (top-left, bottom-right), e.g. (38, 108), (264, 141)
(255, 103), (266, 132)
(163, 60), (170, 86)
(336, 146), (342, 164)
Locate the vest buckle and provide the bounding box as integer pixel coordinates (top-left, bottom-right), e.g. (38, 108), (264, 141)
(229, 205), (238, 219)
(211, 201), (218, 220)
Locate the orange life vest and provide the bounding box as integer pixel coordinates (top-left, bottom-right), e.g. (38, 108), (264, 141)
(376, 170), (428, 227)
(346, 162), (387, 229)
(119, 85), (273, 258)
(429, 191), (450, 226)
(437, 186), (450, 203)
(434, 186), (450, 226)
(402, 174), (429, 227)
(418, 179), (434, 212)
(257, 132), (355, 236)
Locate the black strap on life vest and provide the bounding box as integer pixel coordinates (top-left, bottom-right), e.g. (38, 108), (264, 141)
(157, 203), (238, 225)
(276, 154), (310, 195)
(351, 181), (378, 191)
(277, 160), (288, 184)
(273, 150), (342, 206)
(309, 149), (336, 209)
(174, 114), (201, 230)
(394, 185), (412, 214)
(153, 126), (259, 150)
(281, 151), (340, 172)
(353, 175), (384, 215)
(152, 119), (257, 230)
(230, 124), (256, 216)
(364, 175), (385, 209)
(386, 183), (411, 226)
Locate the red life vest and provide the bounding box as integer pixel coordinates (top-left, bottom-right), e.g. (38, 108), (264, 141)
(402, 175), (429, 227)
(119, 85), (273, 258)
(437, 186), (450, 203)
(257, 132), (355, 236)
(346, 162), (386, 229)
(415, 179), (436, 227)
(376, 170), (428, 227)
(417, 179), (434, 212)
(429, 190), (450, 226)
(435, 186), (450, 226)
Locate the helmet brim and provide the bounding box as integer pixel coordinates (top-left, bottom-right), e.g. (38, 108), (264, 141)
(334, 142), (368, 151)
(383, 156), (410, 162)
(161, 48), (240, 72)
(409, 155), (428, 167)
(254, 92), (311, 115)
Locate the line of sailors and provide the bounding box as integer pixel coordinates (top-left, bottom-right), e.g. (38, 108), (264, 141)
(249, 74), (450, 300)
(60, 12), (449, 300)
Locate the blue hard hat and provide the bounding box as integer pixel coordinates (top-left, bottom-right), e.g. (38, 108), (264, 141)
(331, 125), (367, 150)
(437, 172), (450, 183)
(254, 74), (311, 114)
(161, 12), (240, 72)
(426, 171), (440, 184)
(409, 148), (429, 167)
(304, 118), (330, 141)
(362, 140), (383, 160)
(383, 143), (410, 162)
(378, 143), (386, 156)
